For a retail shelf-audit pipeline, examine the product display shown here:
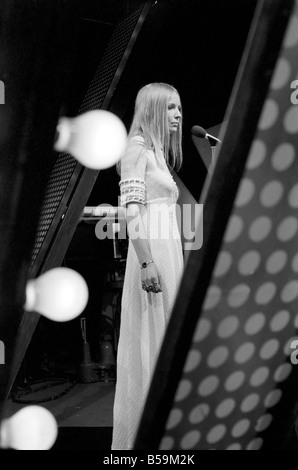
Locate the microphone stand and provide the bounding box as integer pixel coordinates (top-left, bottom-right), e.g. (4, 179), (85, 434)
(211, 145), (217, 168)
(207, 136), (219, 171)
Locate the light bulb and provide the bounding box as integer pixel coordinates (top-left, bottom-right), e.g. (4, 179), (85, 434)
(25, 267), (89, 322)
(0, 406), (58, 450)
(54, 110), (127, 170)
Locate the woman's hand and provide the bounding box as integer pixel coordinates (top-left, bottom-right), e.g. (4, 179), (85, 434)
(141, 262), (162, 294)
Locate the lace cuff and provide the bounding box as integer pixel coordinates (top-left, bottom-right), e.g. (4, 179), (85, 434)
(119, 178), (146, 206)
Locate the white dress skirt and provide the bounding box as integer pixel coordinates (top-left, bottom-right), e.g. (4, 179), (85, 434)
(112, 136), (184, 450)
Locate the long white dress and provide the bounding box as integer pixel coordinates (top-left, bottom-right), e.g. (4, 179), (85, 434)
(112, 136), (184, 450)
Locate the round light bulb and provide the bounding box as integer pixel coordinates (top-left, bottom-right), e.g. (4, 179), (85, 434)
(0, 406), (58, 450)
(54, 110), (127, 170)
(25, 267), (89, 322)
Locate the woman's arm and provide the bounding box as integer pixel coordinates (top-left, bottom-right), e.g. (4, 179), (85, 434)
(126, 202), (162, 293)
(119, 137), (162, 293)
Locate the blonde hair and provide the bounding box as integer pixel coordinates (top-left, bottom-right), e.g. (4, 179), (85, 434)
(118, 82), (183, 173)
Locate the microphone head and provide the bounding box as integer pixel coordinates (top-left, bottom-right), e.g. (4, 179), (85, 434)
(191, 125), (207, 138)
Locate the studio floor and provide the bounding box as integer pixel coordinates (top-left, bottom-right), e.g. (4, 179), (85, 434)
(5, 379), (115, 451)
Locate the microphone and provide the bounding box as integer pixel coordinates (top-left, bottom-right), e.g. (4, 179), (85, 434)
(191, 125), (222, 145)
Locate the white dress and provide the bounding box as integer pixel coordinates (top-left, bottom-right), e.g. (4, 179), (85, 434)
(112, 136), (184, 450)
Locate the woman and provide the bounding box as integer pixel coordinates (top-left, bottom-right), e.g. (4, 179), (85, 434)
(112, 82), (184, 450)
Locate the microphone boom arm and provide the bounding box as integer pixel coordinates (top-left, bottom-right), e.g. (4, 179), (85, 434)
(205, 133), (222, 145)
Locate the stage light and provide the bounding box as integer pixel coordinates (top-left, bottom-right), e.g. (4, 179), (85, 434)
(54, 110), (127, 169)
(25, 267), (89, 322)
(0, 406), (58, 450)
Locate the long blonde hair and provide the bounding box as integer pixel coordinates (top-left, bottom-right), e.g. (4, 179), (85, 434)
(118, 82), (183, 173)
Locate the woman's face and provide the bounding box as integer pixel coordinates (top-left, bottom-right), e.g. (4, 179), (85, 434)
(167, 92), (182, 134)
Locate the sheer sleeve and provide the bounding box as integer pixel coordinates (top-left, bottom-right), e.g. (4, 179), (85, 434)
(119, 136), (147, 206)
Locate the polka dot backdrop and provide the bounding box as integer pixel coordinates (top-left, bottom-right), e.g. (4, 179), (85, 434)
(160, 1), (298, 450)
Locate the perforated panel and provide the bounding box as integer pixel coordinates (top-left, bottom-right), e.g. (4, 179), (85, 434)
(31, 6), (144, 266)
(31, 153), (75, 265)
(160, 2), (298, 451)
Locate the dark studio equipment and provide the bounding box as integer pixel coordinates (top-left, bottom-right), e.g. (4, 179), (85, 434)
(77, 318), (98, 383)
(97, 335), (116, 383)
(81, 204), (126, 358)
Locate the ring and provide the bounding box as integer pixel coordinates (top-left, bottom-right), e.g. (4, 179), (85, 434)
(148, 286), (153, 291)
(153, 282), (161, 292)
